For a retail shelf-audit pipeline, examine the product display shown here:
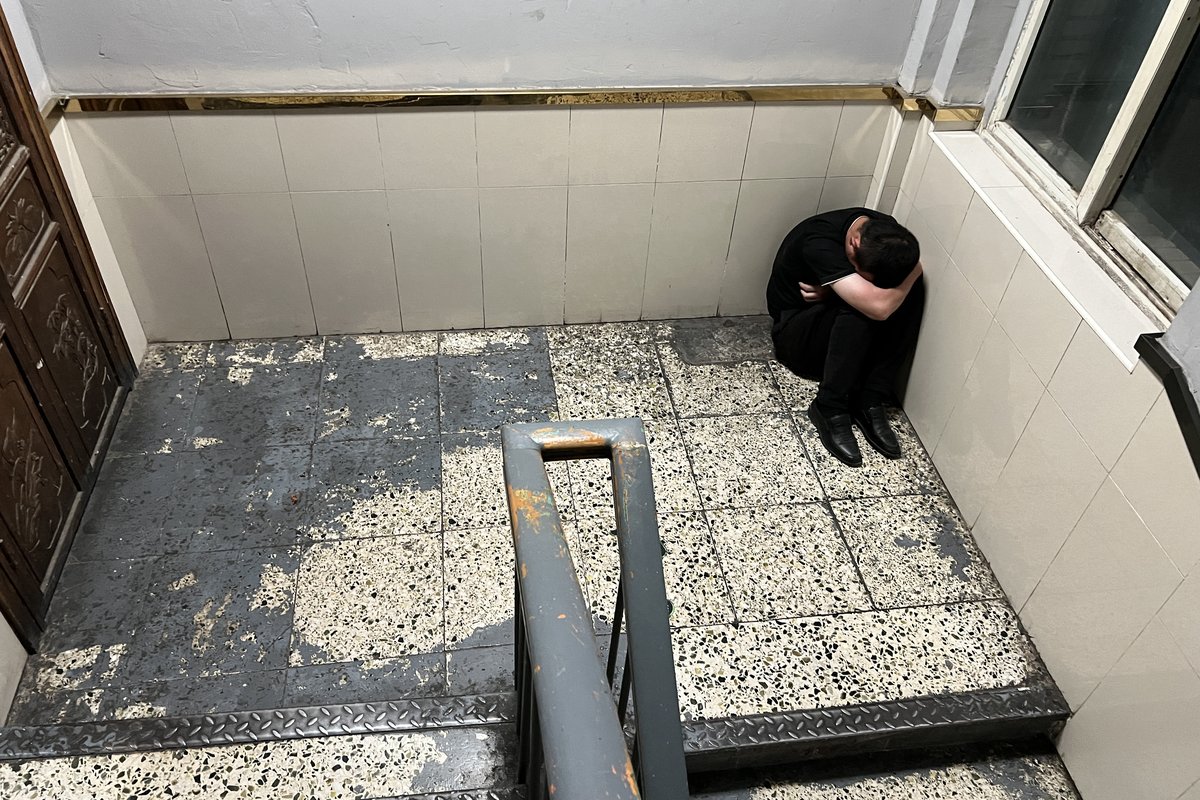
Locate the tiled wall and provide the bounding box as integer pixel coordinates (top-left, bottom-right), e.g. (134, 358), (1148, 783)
(897, 124), (1200, 800)
(67, 103), (891, 342)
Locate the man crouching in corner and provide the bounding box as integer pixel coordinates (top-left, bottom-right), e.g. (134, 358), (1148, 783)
(767, 207), (924, 468)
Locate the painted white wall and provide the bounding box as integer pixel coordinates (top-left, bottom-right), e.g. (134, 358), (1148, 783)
(0, 617), (25, 723)
(21, 0), (920, 95)
(1, 0), (49, 108)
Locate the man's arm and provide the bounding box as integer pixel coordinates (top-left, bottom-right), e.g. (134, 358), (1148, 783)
(829, 263), (923, 321)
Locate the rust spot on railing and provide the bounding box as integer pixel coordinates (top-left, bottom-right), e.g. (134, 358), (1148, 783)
(507, 486), (548, 528)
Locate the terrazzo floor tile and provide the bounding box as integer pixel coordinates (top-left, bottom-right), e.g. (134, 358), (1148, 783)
(573, 512), (736, 631)
(548, 323), (673, 420)
(659, 344), (784, 418)
(0, 725), (518, 799)
(291, 534), (443, 666)
(306, 437), (441, 540)
(140, 342), (211, 372)
(206, 337), (324, 367)
(442, 432), (572, 530)
(319, 356), (439, 441)
(121, 546), (298, 683)
(834, 495), (1004, 609)
(325, 332), (439, 362)
(681, 414), (823, 508)
(706, 504), (871, 621)
(283, 654), (446, 706)
(108, 368), (201, 455)
(769, 360), (819, 411)
(71, 454), (182, 562)
(445, 645), (516, 695)
(795, 408), (943, 500)
(438, 348), (558, 434)
(190, 363), (321, 448)
(99, 669), (286, 720)
(439, 327), (548, 356)
(672, 600), (1033, 720)
(4, 687), (103, 726)
(569, 416), (703, 514)
(444, 527), (515, 650)
(166, 445), (311, 552)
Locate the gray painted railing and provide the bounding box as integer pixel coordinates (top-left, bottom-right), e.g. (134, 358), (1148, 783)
(501, 419), (689, 800)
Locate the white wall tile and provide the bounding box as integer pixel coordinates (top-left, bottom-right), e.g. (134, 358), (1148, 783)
(378, 109), (477, 190)
(1160, 573), (1200, 673)
(479, 186), (567, 327)
(972, 394), (1107, 610)
(996, 253), (1082, 384)
(936, 132), (1024, 189)
(816, 176), (871, 213)
(476, 108), (569, 187)
(905, 205), (948, 275)
(568, 106), (663, 185)
(950, 195), (1023, 313)
(880, 109), (920, 189)
(291, 191), (400, 334)
(642, 181), (739, 319)
(1112, 393), (1200, 575)
(70, 114), (189, 197)
(0, 619), (25, 725)
(1022, 478), (1183, 708)
(828, 103), (890, 177)
(193, 193), (314, 338)
(171, 112), (287, 195)
(656, 105), (754, 183)
(742, 103), (841, 180)
(95, 195), (227, 341)
(720, 178), (824, 316)
(565, 183), (653, 323)
(911, 144), (973, 253)
(899, 117), (933, 197)
(901, 260), (990, 450)
(388, 189), (483, 331)
(276, 111), (384, 192)
(877, 186), (900, 215)
(1060, 619), (1200, 800)
(892, 189), (914, 227)
(933, 322), (1044, 525)
(1049, 323), (1163, 471)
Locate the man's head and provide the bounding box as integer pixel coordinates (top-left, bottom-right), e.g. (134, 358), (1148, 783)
(848, 218), (920, 288)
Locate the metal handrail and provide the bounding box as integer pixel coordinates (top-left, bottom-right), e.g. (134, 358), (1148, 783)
(501, 419), (689, 800)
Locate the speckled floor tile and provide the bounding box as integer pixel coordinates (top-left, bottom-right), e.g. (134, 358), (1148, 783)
(325, 332), (439, 362)
(190, 363), (320, 448)
(769, 360), (819, 411)
(99, 669), (285, 720)
(109, 369), (201, 455)
(206, 336), (324, 367)
(319, 357), (439, 441)
(306, 438), (440, 540)
(166, 445), (311, 552)
(291, 534), (443, 665)
(440, 326), (547, 356)
(672, 600), (1033, 720)
(438, 348), (558, 434)
(795, 408), (942, 500)
(707, 504), (870, 621)
(548, 324), (673, 420)
(444, 527), (515, 650)
(661, 316), (776, 364)
(659, 344), (784, 418)
(569, 417), (703, 515)
(284, 653), (446, 706)
(0, 725), (518, 799)
(446, 645), (516, 695)
(140, 342), (211, 372)
(681, 414), (823, 508)
(71, 454), (182, 562)
(13, 644), (128, 697)
(121, 547), (298, 683)
(442, 432), (572, 530)
(833, 495), (1004, 609)
(4, 687), (103, 726)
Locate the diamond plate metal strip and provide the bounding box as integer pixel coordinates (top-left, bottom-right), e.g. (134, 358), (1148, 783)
(0, 694), (515, 761)
(377, 790), (525, 800)
(682, 683), (1069, 757)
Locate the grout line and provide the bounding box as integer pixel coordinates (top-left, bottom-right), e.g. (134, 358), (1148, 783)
(185, 195), (233, 340)
(284, 191), (321, 337)
(714, 103), (757, 317)
(374, 113), (406, 331)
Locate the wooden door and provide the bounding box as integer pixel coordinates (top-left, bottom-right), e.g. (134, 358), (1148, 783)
(0, 12), (135, 649)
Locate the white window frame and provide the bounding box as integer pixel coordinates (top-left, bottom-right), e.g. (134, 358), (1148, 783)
(984, 0), (1200, 314)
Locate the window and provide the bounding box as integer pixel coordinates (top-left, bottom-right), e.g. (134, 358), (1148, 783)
(994, 0), (1199, 311)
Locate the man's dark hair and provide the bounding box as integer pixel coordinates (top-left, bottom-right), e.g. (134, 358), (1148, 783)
(856, 218), (920, 288)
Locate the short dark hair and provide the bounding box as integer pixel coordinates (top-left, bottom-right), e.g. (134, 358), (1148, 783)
(857, 218), (920, 288)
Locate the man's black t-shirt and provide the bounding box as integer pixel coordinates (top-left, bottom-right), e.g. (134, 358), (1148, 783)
(766, 207), (895, 321)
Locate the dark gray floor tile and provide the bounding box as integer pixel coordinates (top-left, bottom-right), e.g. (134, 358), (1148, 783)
(38, 558), (156, 652)
(71, 454), (185, 562)
(438, 348), (557, 433)
(283, 653), (446, 706)
(5, 686), (103, 726)
(120, 547), (297, 683)
(662, 316), (774, 364)
(141, 342), (210, 373)
(100, 670), (286, 720)
(318, 357), (438, 441)
(166, 445), (311, 551)
(324, 332), (438, 364)
(206, 337), (324, 367)
(190, 364), (320, 448)
(445, 645), (515, 695)
(109, 370), (201, 455)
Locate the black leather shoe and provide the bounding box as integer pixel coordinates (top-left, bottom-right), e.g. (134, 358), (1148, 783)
(807, 403), (862, 468)
(852, 405), (902, 459)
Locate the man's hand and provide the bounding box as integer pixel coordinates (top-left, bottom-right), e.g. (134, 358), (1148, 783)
(799, 282), (829, 303)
